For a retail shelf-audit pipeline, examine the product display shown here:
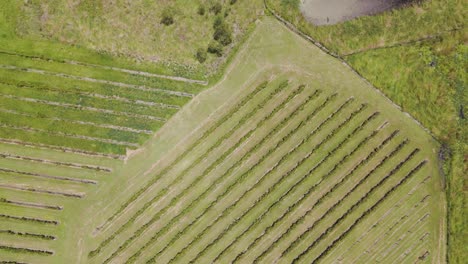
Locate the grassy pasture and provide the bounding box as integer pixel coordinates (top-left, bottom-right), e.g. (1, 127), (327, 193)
(0, 8), (446, 264)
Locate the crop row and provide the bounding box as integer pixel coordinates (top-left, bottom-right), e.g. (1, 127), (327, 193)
(0, 184), (83, 198)
(95, 81), (270, 234)
(255, 137), (409, 262)
(140, 89), (329, 264)
(311, 160), (428, 264)
(0, 214), (58, 225)
(125, 84), (311, 263)
(245, 128), (398, 262)
(0, 82), (177, 119)
(0, 167), (97, 185)
(287, 148), (421, 262)
(102, 81), (295, 263)
(0, 153), (111, 172)
(0, 230), (56, 240)
(0, 52), (204, 94)
(1, 95), (163, 132)
(2, 124), (138, 148)
(0, 69), (191, 107)
(89, 81), (272, 258)
(167, 98), (361, 264)
(0, 198), (63, 211)
(338, 192), (427, 263)
(221, 119), (385, 263)
(146, 93), (339, 263)
(334, 175), (429, 262)
(198, 107), (376, 263)
(234, 129), (398, 264)
(0, 245), (53, 256)
(0, 126), (128, 155)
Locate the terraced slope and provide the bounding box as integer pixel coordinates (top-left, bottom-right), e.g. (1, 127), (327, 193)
(0, 17), (445, 264)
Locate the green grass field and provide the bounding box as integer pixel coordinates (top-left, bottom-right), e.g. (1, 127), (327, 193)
(0, 13), (446, 264)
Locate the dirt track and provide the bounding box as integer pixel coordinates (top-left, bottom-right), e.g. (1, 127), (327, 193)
(300, 0), (412, 25)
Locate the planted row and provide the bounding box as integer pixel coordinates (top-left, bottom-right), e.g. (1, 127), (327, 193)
(150, 89), (328, 264)
(0, 69), (192, 107)
(0, 214), (58, 225)
(172, 98), (362, 263)
(223, 118), (384, 263)
(288, 148), (421, 262)
(0, 167), (97, 185)
(0, 153), (111, 172)
(0, 126), (128, 155)
(242, 130), (398, 263)
(0, 52), (204, 94)
(157, 93), (341, 263)
(311, 160), (427, 264)
(257, 137), (409, 262)
(0, 83), (178, 119)
(202, 106), (376, 263)
(0, 245), (53, 256)
(89, 81), (271, 258)
(129, 84), (310, 262)
(103, 81), (293, 263)
(1, 96), (161, 132)
(0, 198), (63, 211)
(0, 111), (146, 145)
(0, 230), (56, 240)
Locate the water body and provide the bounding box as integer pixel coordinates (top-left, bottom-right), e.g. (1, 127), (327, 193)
(300, 0), (414, 25)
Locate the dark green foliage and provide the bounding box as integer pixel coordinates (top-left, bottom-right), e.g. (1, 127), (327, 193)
(197, 5), (205, 16)
(210, 2), (223, 14)
(195, 48), (207, 63)
(207, 41), (224, 56)
(213, 19), (233, 46)
(161, 7), (175, 25)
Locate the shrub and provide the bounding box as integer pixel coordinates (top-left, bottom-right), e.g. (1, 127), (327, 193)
(195, 48), (207, 63)
(210, 2), (223, 14)
(230, 0), (237, 4)
(197, 5), (205, 16)
(161, 8), (175, 25)
(207, 41), (223, 57)
(213, 21), (232, 46)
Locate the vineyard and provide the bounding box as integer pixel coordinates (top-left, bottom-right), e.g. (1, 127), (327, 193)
(0, 14), (445, 264)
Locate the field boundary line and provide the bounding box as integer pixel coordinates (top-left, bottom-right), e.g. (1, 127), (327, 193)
(0, 50), (208, 85)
